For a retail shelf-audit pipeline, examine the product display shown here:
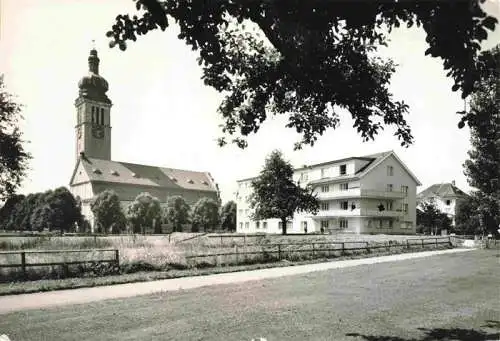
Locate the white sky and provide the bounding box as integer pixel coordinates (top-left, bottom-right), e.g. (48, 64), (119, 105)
(1, 0), (499, 203)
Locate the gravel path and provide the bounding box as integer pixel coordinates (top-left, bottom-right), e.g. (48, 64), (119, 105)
(0, 248), (473, 315)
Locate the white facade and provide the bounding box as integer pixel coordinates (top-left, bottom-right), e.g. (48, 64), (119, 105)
(236, 151), (421, 235)
(417, 182), (468, 226)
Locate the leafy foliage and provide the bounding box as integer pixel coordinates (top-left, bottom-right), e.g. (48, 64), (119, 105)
(416, 200), (452, 235)
(462, 45), (500, 235)
(0, 194), (25, 229)
(107, 1), (497, 150)
(0, 187), (81, 232)
(191, 197), (220, 232)
(126, 192), (162, 234)
(164, 195), (190, 232)
(220, 200), (237, 231)
(91, 190), (127, 234)
(30, 204), (55, 232)
(0, 75), (32, 199)
(250, 150), (319, 235)
(455, 195), (481, 235)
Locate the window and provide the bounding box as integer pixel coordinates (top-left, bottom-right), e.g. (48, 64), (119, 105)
(340, 201), (348, 210)
(245, 209), (249, 215)
(239, 222), (243, 230)
(91, 106), (95, 123)
(387, 184), (393, 192)
(301, 221), (308, 231)
(340, 164), (347, 175)
(321, 220), (329, 229)
(339, 183), (348, 191)
(238, 209), (243, 215)
(263, 222), (268, 229)
(387, 165), (394, 176)
(256, 221), (260, 229)
(388, 220), (393, 229)
(402, 203), (408, 213)
(446, 200), (451, 206)
(300, 172), (309, 182)
(321, 168), (327, 178)
(321, 185), (329, 192)
(401, 185), (408, 194)
(321, 202), (329, 211)
(378, 220), (383, 229)
(339, 219), (348, 229)
(367, 220), (373, 228)
(386, 201), (393, 210)
(245, 222), (249, 229)
(101, 108), (104, 125)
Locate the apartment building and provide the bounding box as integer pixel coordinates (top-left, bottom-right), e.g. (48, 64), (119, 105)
(236, 151), (421, 235)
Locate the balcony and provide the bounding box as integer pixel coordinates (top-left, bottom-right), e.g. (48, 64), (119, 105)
(310, 208), (405, 218)
(316, 188), (406, 200)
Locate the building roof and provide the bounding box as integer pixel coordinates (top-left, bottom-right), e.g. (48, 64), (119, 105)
(417, 183), (469, 200)
(70, 156), (218, 192)
(237, 150), (421, 186)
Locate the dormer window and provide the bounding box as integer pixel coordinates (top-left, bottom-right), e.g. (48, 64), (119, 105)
(131, 172), (139, 178)
(387, 165), (394, 176)
(202, 180), (209, 185)
(110, 170), (119, 176)
(92, 168), (102, 174)
(340, 164), (346, 175)
(170, 176), (177, 182)
(187, 179), (194, 184)
(446, 200), (451, 206)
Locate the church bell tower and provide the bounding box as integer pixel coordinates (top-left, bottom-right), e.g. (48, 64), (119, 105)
(74, 48), (112, 161)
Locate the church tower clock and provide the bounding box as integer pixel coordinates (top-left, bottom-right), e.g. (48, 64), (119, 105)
(75, 48), (112, 161)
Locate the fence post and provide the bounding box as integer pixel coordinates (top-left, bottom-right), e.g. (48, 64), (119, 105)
(341, 242), (345, 256)
(312, 243), (315, 258)
(115, 249), (119, 268)
(407, 239), (410, 249)
(435, 238), (438, 248)
(21, 251), (26, 279)
(244, 234), (247, 246)
(235, 245), (239, 264)
(221, 235), (223, 247)
(366, 242), (369, 253)
(421, 239), (424, 248)
(169, 234), (171, 243)
(94, 235), (97, 244)
(278, 244), (281, 261)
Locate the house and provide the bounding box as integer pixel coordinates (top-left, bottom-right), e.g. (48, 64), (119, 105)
(236, 151), (421, 235)
(69, 48), (219, 230)
(417, 182), (469, 226)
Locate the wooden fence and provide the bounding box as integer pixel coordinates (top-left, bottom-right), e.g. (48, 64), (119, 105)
(0, 249), (119, 278)
(185, 237), (453, 265)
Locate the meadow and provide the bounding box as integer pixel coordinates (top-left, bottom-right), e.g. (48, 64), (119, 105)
(0, 233), (453, 283)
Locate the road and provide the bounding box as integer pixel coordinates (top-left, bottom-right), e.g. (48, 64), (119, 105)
(0, 249), (498, 341)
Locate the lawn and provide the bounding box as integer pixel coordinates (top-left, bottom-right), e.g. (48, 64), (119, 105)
(0, 249), (497, 341)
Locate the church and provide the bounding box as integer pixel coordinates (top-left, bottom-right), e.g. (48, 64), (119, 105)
(69, 48), (220, 231)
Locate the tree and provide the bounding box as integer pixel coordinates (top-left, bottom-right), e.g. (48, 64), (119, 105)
(0, 194), (25, 230)
(220, 200), (237, 232)
(107, 1), (498, 150)
(44, 187), (82, 232)
(416, 200), (452, 235)
(30, 204), (54, 232)
(0, 75), (32, 200)
(164, 195), (190, 232)
(455, 195), (481, 235)
(90, 190), (126, 234)
(250, 150), (319, 235)
(191, 197), (220, 232)
(126, 192), (162, 234)
(462, 45), (500, 236)
(19, 192), (45, 231)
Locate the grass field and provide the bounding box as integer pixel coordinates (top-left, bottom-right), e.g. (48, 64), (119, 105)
(0, 233), (452, 283)
(0, 249), (497, 341)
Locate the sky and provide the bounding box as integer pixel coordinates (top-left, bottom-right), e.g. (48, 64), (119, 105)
(1, 0), (499, 203)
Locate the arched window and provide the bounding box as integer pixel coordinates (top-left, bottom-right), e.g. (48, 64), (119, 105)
(101, 108), (104, 125)
(91, 106), (95, 123)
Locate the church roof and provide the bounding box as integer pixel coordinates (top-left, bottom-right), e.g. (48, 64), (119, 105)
(71, 156), (217, 192)
(417, 183), (469, 200)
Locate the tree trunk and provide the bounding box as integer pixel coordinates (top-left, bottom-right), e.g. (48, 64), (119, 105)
(281, 218), (287, 235)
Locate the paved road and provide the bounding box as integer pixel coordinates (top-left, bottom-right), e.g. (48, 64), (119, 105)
(0, 248), (472, 314)
(1, 248), (498, 341)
